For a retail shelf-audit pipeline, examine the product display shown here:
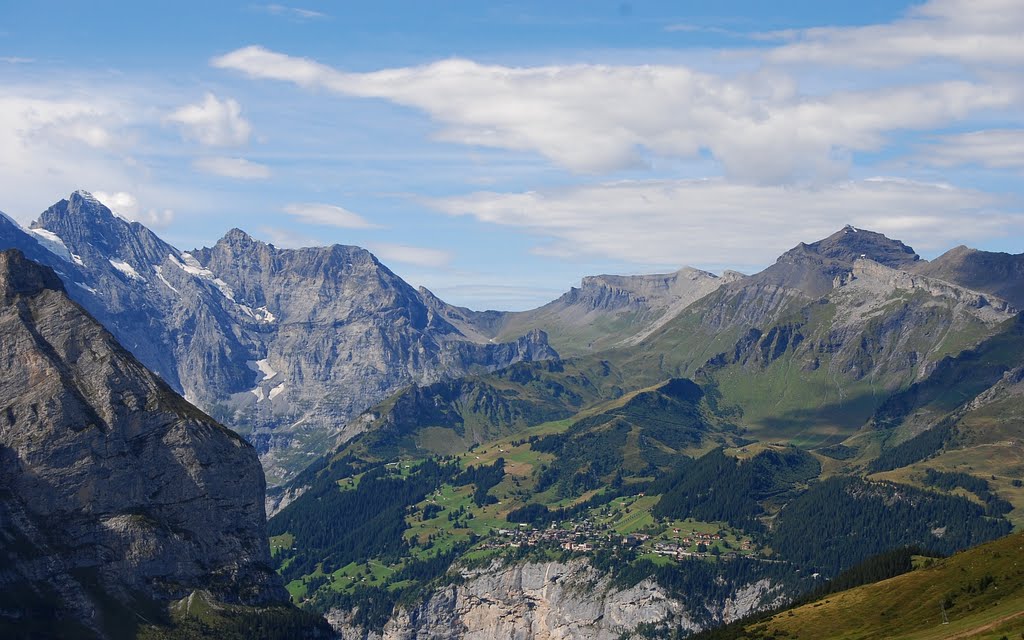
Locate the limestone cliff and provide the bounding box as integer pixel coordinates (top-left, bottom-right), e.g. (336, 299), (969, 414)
(479, 267), (735, 355)
(327, 558), (782, 639)
(0, 249), (289, 638)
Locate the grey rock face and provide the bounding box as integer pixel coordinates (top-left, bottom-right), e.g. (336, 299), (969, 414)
(910, 244), (1024, 309)
(186, 228), (557, 482)
(479, 267), (733, 355)
(0, 249), (286, 635)
(327, 559), (781, 639)
(3, 191), (557, 484)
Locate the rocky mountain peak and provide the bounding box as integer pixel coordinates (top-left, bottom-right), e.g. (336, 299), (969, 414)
(748, 226), (922, 299)
(42, 189), (120, 228)
(0, 248), (65, 299)
(218, 226), (261, 249)
(32, 190), (176, 270)
(805, 226), (920, 268)
(911, 244), (1024, 308)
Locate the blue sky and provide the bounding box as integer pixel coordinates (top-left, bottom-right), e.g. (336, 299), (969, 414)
(1, 1), (1022, 310)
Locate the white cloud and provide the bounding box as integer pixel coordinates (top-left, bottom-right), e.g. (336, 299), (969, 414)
(257, 225), (320, 248)
(256, 4), (328, 20)
(92, 190), (175, 228)
(282, 202), (379, 228)
(167, 93), (252, 146)
(93, 190), (139, 217)
(429, 178), (1020, 268)
(766, 0), (1024, 67)
(138, 208), (175, 228)
(922, 129), (1024, 171)
(0, 94), (124, 151)
(212, 46), (1017, 182)
(368, 243), (452, 268)
(193, 156), (271, 179)
(0, 90), (143, 220)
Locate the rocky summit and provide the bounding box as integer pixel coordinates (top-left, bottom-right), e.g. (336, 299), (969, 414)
(0, 249), (289, 638)
(2, 191), (557, 484)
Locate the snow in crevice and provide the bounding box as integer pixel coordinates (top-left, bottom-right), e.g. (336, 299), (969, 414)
(247, 358), (278, 382)
(238, 303), (277, 324)
(153, 265), (180, 294)
(246, 358), (282, 403)
(74, 281), (97, 294)
(27, 228), (84, 265)
(169, 252), (236, 301)
(108, 258), (146, 282)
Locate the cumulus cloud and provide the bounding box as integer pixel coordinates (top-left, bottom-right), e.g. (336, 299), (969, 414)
(0, 90), (144, 219)
(368, 243), (452, 268)
(0, 94), (124, 151)
(922, 129), (1024, 171)
(167, 93), (252, 146)
(282, 202), (379, 228)
(93, 190), (139, 217)
(212, 46), (1016, 182)
(429, 178), (1019, 268)
(193, 156), (271, 179)
(93, 190), (175, 228)
(766, 0), (1024, 67)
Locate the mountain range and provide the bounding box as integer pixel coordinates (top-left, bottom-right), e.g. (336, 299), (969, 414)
(1, 191), (559, 484)
(3, 190), (1024, 638)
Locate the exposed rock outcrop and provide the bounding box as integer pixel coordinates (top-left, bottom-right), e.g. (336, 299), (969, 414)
(327, 559), (782, 639)
(486, 267), (734, 355)
(911, 244), (1024, 309)
(2, 191), (557, 484)
(0, 249), (288, 637)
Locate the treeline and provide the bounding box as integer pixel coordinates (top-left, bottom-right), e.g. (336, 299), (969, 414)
(455, 458), (504, 507)
(686, 546), (940, 640)
(269, 458), (460, 581)
(310, 544), (470, 631)
(921, 468), (1013, 516)
(591, 552), (809, 630)
(143, 605), (333, 640)
(650, 447), (819, 532)
(772, 476), (1010, 577)
(804, 545), (934, 601)
(868, 420), (952, 473)
(528, 380), (713, 497)
(505, 483), (638, 526)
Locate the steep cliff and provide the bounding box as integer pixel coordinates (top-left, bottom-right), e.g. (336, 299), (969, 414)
(483, 267), (736, 355)
(326, 558), (783, 639)
(4, 191), (557, 484)
(911, 244), (1024, 309)
(0, 249), (296, 638)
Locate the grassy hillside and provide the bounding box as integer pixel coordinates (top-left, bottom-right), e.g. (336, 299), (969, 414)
(733, 530), (1024, 640)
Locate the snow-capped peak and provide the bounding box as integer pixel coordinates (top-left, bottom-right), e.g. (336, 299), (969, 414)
(72, 189), (102, 205)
